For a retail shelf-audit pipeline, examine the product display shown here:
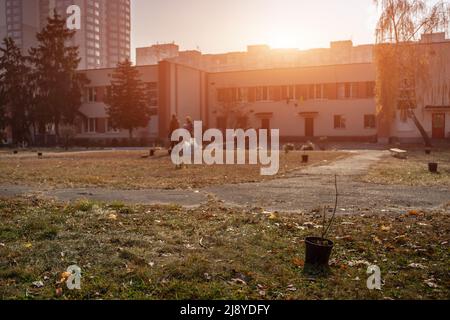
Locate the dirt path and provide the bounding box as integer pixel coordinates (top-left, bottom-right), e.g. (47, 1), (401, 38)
(1, 150), (449, 212)
(206, 150), (450, 212)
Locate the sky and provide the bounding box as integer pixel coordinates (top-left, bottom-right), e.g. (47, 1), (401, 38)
(131, 0), (380, 62)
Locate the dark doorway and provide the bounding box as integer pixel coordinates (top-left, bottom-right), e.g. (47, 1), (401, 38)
(305, 118), (314, 137)
(261, 118), (271, 131)
(432, 113), (445, 139)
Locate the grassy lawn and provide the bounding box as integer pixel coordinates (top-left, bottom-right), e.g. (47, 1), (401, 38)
(0, 197), (448, 300)
(0, 150), (347, 190)
(364, 149), (450, 187)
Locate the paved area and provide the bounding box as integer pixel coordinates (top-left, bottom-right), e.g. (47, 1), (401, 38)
(1, 150), (449, 212)
(206, 150), (450, 212)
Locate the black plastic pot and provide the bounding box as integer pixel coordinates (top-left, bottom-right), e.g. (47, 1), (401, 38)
(425, 149), (431, 155)
(305, 237), (334, 267)
(302, 155), (309, 163)
(13, 150), (18, 154)
(429, 162), (438, 173)
(150, 149), (155, 157)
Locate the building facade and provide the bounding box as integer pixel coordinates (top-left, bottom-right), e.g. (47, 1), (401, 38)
(136, 40), (374, 73)
(1, 34), (449, 146)
(0, 0), (130, 69)
(0, 0), (41, 54)
(206, 63), (377, 142)
(77, 35), (450, 146)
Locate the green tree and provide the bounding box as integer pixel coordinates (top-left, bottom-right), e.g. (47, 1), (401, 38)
(0, 37), (35, 145)
(29, 11), (88, 141)
(373, 0), (450, 146)
(105, 59), (151, 139)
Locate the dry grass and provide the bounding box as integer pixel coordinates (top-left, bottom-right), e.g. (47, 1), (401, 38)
(364, 148), (450, 187)
(0, 197), (448, 300)
(0, 150), (348, 190)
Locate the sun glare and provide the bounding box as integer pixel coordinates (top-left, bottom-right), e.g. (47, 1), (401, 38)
(266, 29), (302, 49)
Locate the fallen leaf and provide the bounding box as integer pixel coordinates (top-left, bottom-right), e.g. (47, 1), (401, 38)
(418, 223), (430, 227)
(292, 258), (305, 267)
(408, 210), (420, 216)
(408, 263), (427, 269)
(108, 214), (118, 220)
(342, 235), (354, 242)
(269, 213), (278, 220)
(32, 281), (44, 288)
(372, 235), (382, 244)
(303, 222), (316, 228)
(24, 243), (33, 249)
(348, 260), (370, 267)
(61, 271), (71, 282)
(381, 225), (391, 232)
(286, 284), (297, 292)
(229, 278), (247, 286)
(394, 235), (408, 244)
(55, 288), (63, 297)
(424, 280), (438, 288)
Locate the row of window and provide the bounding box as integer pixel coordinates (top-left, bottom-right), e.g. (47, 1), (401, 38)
(335, 114), (376, 129)
(82, 118), (118, 134)
(217, 82), (376, 103)
(85, 83), (158, 106)
(82, 114), (157, 134)
(215, 114), (377, 130)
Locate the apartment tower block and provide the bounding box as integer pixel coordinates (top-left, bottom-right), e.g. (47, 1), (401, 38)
(0, 0), (130, 69)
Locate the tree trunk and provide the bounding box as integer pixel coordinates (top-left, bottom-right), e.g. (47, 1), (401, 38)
(408, 109), (432, 147)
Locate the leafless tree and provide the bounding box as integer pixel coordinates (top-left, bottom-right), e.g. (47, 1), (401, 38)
(373, 0), (450, 146)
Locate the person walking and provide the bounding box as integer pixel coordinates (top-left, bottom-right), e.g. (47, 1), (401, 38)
(168, 114), (180, 151)
(183, 116), (194, 136)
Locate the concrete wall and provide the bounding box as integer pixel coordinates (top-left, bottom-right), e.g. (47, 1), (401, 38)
(159, 61), (207, 138)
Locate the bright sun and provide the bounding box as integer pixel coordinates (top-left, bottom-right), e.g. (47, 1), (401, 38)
(266, 30), (301, 49)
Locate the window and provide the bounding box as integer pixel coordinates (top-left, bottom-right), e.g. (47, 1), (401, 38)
(337, 83), (356, 99)
(366, 81), (376, 98)
(345, 83), (352, 98)
(308, 85), (315, 99)
(87, 88), (97, 102)
(288, 86), (295, 99)
(268, 86), (281, 101)
(281, 86), (295, 100)
(337, 83), (346, 99)
(364, 115), (376, 129)
(296, 85), (308, 101)
(350, 83), (359, 98)
(256, 87), (268, 102)
(315, 84), (325, 99)
(88, 118), (96, 132)
(398, 78), (415, 109)
(146, 82), (158, 106)
(334, 115), (346, 129)
(238, 88), (248, 102)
